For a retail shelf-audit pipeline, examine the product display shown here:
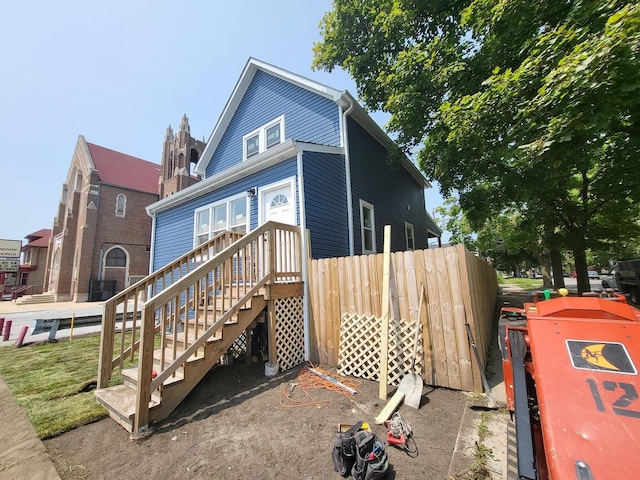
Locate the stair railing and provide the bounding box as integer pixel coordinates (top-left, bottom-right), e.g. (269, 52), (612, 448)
(10, 284), (33, 300)
(97, 230), (243, 389)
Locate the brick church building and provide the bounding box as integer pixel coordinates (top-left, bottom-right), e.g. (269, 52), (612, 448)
(45, 115), (204, 302)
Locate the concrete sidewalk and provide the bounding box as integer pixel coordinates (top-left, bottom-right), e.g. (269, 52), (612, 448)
(0, 300), (106, 479)
(0, 378), (61, 480)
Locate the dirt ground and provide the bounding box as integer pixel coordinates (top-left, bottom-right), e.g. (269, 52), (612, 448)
(44, 360), (468, 480)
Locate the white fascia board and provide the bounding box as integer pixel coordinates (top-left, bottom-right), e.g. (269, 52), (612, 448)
(195, 57), (346, 176)
(148, 139), (344, 215)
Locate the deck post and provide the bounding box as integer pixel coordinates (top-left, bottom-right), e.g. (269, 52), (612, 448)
(267, 298), (277, 368)
(133, 303), (156, 437)
(97, 301), (117, 388)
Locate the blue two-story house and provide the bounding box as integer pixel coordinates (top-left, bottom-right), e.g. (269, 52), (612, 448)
(95, 58), (443, 435)
(147, 58), (440, 269)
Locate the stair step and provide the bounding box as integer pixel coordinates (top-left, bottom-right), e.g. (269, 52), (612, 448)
(121, 364), (184, 390)
(95, 384), (160, 432)
(166, 329), (223, 347)
(152, 346), (213, 366)
(15, 294), (56, 305)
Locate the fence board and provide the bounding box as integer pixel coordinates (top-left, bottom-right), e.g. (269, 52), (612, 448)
(423, 249), (448, 386)
(446, 247), (474, 392)
(413, 250), (433, 382)
(327, 257), (341, 366)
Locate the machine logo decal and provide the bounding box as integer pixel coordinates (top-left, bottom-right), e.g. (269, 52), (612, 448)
(567, 340), (637, 374)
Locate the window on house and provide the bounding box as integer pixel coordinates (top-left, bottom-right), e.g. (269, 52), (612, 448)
(105, 247), (127, 267)
(116, 194), (126, 217)
(194, 195), (248, 246)
(245, 133), (260, 158)
(243, 116), (284, 160)
(405, 222), (415, 250)
(359, 200), (376, 254)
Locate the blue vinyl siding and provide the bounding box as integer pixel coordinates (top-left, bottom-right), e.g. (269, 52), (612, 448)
(207, 70), (341, 177)
(302, 151), (349, 259)
(347, 118), (429, 253)
(153, 158), (298, 270)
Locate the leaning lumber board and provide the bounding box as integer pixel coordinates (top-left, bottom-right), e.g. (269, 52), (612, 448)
(379, 225), (392, 400)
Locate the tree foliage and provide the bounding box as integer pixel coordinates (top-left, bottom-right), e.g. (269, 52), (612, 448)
(313, 0), (640, 292)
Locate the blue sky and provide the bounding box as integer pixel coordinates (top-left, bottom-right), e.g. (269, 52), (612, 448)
(0, 0), (444, 244)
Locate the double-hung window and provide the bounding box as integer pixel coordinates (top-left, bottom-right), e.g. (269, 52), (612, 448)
(243, 116), (284, 160)
(359, 200), (376, 254)
(405, 222), (415, 250)
(195, 195), (248, 246)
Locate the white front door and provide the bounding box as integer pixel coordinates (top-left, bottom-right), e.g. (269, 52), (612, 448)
(259, 179), (296, 277)
(260, 180), (295, 225)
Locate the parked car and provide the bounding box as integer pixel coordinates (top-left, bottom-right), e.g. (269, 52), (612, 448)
(601, 266), (618, 289)
(602, 260), (640, 305)
(588, 270), (599, 279)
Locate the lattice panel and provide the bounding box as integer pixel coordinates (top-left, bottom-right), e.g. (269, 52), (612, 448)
(338, 313), (423, 386)
(229, 332), (247, 359)
(275, 296), (305, 371)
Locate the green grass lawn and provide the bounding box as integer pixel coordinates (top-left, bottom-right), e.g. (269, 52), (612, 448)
(499, 276), (544, 290)
(0, 334), (124, 439)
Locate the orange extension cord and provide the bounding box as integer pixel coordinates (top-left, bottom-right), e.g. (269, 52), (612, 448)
(279, 362), (361, 408)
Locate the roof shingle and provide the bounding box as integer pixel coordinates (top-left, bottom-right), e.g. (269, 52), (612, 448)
(87, 143), (160, 194)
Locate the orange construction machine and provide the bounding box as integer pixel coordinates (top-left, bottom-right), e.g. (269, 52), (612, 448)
(499, 290), (640, 479)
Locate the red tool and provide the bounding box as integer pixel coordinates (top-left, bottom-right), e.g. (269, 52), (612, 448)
(383, 411), (418, 457)
(384, 426), (407, 447)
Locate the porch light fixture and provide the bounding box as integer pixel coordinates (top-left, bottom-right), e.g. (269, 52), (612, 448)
(247, 187), (257, 197)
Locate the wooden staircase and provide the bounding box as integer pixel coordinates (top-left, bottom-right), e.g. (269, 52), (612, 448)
(94, 222), (302, 437)
(95, 294), (266, 432)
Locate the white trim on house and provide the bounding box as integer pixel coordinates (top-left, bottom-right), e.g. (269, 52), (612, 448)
(193, 192), (249, 247)
(147, 140), (343, 216)
(340, 99), (356, 256)
(296, 151), (311, 360)
(257, 176), (296, 226)
(242, 115), (285, 161)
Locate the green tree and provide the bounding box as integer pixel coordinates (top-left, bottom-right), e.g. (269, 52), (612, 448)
(313, 0), (640, 293)
(433, 197), (477, 249)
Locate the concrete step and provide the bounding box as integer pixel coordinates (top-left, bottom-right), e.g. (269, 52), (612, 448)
(15, 294), (56, 305)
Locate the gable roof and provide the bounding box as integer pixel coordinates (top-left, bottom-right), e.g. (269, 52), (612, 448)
(87, 143), (160, 194)
(194, 58), (429, 188)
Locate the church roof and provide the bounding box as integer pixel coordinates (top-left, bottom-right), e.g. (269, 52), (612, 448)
(87, 143), (160, 194)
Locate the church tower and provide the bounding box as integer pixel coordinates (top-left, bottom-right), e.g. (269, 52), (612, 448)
(159, 114), (206, 198)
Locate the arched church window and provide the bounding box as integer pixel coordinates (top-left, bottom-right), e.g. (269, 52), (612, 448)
(116, 194), (126, 217)
(105, 247), (127, 267)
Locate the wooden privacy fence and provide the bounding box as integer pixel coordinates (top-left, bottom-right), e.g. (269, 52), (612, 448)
(307, 244), (498, 393)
